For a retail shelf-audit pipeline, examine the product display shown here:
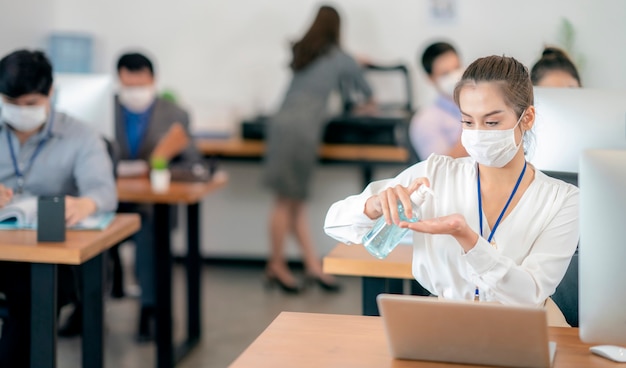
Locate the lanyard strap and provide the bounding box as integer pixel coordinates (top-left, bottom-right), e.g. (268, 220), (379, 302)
(5, 113), (54, 192)
(477, 161), (527, 243)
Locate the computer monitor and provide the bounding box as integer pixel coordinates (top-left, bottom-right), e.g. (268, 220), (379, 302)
(530, 88), (626, 174)
(579, 150), (626, 355)
(52, 73), (114, 139)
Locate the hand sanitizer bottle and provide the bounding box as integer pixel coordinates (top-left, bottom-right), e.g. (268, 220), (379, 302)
(362, 185), (433, 259)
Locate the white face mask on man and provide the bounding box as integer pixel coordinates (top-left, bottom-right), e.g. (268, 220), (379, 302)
(1, 102), (47, 132)
(118, 86), (156, 113)
(461, 110), (526, 168)
(436, 68), (464, 98)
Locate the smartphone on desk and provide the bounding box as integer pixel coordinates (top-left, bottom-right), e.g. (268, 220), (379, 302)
(37, 196), (65, 242)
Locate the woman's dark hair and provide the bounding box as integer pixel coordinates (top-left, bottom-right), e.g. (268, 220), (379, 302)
(290, 5), (340, 71)
(117, 52), (154, 76)
(530, 47), (581, 86)
(0, 50), (53, 98)
(454, 55), (535, 153)
(421, 42), (457, 76)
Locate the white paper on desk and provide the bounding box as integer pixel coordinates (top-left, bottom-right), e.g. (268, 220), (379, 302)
(117, 160), (149, 177)
(71, 212), (115, 230)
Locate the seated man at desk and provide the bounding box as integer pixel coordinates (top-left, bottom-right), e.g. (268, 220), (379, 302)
(409, 41), (467, 160)
(0, 49), (117, 367)
(114, 51), (199, 341)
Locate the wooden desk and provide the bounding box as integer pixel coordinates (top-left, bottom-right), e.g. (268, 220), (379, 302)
(0, 214), (140, 368)
(230, 312), (620, 368)
(197, 138), (410, 162)
(324, 243), (417, 316)
(117, 174), (227, 368)
(196, 138), (410, 186)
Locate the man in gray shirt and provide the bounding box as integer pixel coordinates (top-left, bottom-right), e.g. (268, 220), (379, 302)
(0, 49), (116, 367)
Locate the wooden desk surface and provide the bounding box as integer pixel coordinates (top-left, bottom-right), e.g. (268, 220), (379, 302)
(323, 243), (413, 279)
(196, 138), (410, 163)
(117, 171), (228, 204)
(0, 214), (140, 265)
(230, 312), (620, 368)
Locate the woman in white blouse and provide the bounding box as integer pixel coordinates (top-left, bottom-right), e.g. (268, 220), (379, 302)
(324, 55), (578, 324)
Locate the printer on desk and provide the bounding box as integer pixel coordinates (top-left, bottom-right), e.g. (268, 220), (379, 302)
(241, 63), (414, 148)
(241, 114), (409, 147)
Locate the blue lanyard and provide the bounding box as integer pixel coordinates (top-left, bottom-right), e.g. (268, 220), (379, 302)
(5, 112), (54, 193)
(477, 161), (527, 243)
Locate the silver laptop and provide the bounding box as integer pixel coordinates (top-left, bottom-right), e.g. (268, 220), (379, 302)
(377, 294), (556, 368)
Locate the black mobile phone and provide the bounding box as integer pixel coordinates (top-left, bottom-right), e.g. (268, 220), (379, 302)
(37, 196), (65, 242)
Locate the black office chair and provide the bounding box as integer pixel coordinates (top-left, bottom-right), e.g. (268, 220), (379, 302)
(543, 170), (579, 327)
(101, 137), (126, 298)
(552, 251), (579, 327)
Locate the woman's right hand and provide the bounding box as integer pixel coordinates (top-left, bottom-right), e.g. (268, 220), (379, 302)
(0, 184), (14, 208)
(364, 177), (430, 225)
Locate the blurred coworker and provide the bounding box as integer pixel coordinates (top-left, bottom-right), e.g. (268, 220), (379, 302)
(115, 52), (198, 342)
(0, 49), (116, 367)
(409, 42), (467, 160)
(263, 5), (373, 293)
(531, 47), (581, 88)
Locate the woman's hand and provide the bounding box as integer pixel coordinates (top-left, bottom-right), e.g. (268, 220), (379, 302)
(364, 177), (430, 225)
(399, 214), (479, 252)
(0, 184), (13, 208)
(65, 196), (97, 227)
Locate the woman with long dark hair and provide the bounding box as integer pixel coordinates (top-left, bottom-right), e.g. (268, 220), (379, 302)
(263, 5), (373, 293)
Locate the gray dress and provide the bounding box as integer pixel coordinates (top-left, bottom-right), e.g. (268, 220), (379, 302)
(263, 47), (372, 200)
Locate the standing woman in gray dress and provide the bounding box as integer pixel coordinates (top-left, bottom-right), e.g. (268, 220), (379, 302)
(263, 5), (374, 293)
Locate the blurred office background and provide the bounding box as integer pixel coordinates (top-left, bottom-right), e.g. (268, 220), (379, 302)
(1, 0), (624, 259)
(2, 0), (624, 132)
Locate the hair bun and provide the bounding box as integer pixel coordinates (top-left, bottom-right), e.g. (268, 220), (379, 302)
(541, 47), (568, 59)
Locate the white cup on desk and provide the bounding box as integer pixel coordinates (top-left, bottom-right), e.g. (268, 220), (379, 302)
(150, 169), (171, 192)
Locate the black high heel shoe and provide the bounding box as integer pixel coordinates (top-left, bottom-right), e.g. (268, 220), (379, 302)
(305, 275), (341, 292)
(264, 270), (301, 294)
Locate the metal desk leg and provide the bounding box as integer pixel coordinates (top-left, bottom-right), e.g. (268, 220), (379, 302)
(174, 203), (201, 362)
(154, 203), (173, 368)
(361, 164), (373, 190)
(387, 279), (404, 294)
(362, 277), (405, 316)
(81, 254), (104, 368)
(186, 204), (201, 341)
(30, 263), (57, 368)
(362, 277), (385, 316)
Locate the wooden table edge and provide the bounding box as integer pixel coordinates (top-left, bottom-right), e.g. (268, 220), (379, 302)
(116, 173), (228, 204)
(323, 243), (414, 279)
(0, 214), (140, 265)
(196, 138), (410, 163)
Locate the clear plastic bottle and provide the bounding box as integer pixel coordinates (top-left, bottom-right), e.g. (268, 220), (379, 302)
(362, 185), (434, 259)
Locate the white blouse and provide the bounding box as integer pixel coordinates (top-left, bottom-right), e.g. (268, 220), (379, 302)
(324, 154), (579, 307)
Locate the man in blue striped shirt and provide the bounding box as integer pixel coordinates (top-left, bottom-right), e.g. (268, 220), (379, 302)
(0, 49), (117, 367)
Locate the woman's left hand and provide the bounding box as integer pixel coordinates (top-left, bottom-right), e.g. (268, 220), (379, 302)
(400, 214), (479, 252)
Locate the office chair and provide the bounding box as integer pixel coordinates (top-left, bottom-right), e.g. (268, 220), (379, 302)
(543, 170), (579, 327)
(552, 251), (579, 327)
(101, 137), (126, 298)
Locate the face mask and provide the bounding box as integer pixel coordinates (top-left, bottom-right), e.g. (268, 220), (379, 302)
(1, 102), (47, 132)
(119, 86), (156, 113)
(436, 68), (464, 97)
(461, 111), (526, 168)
